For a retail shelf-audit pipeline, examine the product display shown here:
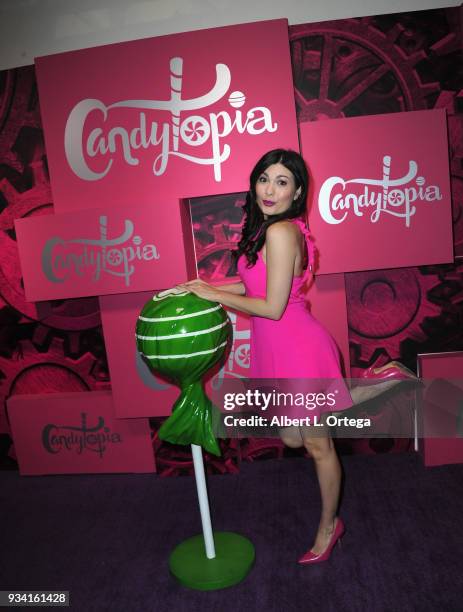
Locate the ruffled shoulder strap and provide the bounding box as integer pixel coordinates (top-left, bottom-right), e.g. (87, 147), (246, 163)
(292, 217), (317, 282)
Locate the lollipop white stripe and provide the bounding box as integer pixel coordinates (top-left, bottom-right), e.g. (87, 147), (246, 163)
(138, 304), (222, 322)
(135, 320), (228, 340)
(141, 341), (228, 359)
(152, 288), (190, 301)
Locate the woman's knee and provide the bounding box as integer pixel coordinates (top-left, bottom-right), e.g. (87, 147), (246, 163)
(302, 435), (334, 459)
(279, 426), (303, 449)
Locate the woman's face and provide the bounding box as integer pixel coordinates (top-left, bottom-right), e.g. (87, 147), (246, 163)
(255, 163), (301, 219)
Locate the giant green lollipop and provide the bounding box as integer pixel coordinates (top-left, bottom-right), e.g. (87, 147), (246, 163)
(136, 288), (231, 456)
(135, 287), (254, 591)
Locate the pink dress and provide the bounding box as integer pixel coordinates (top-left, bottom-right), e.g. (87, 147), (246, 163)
(237, 218), (352, 417)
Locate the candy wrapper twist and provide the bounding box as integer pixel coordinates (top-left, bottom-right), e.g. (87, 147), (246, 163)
(136, 288), (232, 456)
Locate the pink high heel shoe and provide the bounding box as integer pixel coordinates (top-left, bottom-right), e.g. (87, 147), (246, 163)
(298, 517), (345, 565)
(361, 360), (418, 382)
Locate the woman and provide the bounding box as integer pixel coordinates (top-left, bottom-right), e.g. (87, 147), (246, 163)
(178, 149), (413, 564)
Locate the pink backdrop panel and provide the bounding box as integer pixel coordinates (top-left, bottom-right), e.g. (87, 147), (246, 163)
(15, 199), (194, 301)
(417, 351), (463, 467)
(35, 19), (299, 213)
(7, 390), (155, 475)
(300, 109), (453, 273)
(100, 291), (252, 418)
(100, 291), (179, 418)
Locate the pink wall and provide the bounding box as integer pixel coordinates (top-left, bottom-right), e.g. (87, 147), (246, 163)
(29, 17), (348, 422)
(35, 19), (299, 212)
(2, 8), (461, 470)
(300, 109), (453, 274)
(15, 200), (195, 300)
(417, 352), (463, 466)
(8, 390), (155, 475)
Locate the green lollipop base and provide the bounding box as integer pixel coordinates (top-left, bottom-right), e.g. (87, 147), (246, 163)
(169, 531), (255, 591)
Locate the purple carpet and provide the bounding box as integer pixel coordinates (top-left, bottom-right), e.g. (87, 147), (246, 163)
(1, 452), (462, 611)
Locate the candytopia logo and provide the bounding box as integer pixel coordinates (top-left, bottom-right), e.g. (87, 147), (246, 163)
(64, 57), (277, 182)
(318, 156), (442, 228)
(42, 413), (122, 459)
(41, 215), (160, 287)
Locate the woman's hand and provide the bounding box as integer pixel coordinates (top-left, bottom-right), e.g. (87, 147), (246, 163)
(176, 279), (222, 302)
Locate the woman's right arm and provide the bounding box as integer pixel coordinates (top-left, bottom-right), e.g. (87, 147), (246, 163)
(211, 281), (246, 295)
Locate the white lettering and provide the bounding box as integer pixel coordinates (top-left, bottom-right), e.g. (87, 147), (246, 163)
(64, 57), (278, 183)
(318, 157), (442, 228)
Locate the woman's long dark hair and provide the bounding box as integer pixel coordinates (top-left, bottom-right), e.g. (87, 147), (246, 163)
(232, 149), (309, 268)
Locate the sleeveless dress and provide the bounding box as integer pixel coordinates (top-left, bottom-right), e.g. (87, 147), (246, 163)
(237, 218), (352, 418)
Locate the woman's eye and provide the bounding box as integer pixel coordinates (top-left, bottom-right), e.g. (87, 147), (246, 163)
(278, 180), (287, 186)
(258, 176), (267, 183)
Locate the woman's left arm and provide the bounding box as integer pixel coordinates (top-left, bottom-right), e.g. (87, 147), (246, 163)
(178, 222), (298, 320)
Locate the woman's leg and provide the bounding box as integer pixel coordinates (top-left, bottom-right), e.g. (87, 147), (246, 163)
(349, 379), (402, 404)
(349, 361), (420, 405)
(300, 428), (342, 555)
(279, 424), (342, 555)
(278, 425), (304, 448)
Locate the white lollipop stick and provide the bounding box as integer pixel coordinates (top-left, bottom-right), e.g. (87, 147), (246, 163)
(191, 443), (216, 559)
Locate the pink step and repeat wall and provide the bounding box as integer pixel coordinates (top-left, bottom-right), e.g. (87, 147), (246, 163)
(1, 9), (462, 474)
(417, 351), (463, 467)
